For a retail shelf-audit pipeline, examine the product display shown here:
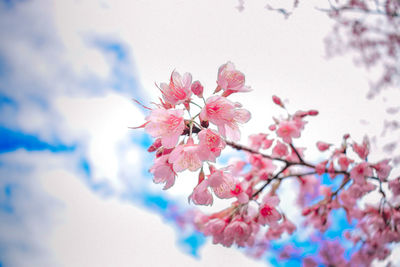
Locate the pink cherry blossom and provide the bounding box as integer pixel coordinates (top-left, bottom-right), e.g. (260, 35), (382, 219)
(216, 61), (252, 97)
(168, 138), (203, 172)
(272, 140), (289, 157)
(197, 129), (226, 162)
(315, 160), (327, 175)
(350, 162), (373, 184)
(248, 133), (271, 151)
(276, 120), (301, 143)
(190, 80), (203, 98)
(189, 179), (213, 206)
(203, 218), (227, 245)
(149, 155), (176, 189)
(389, 178), (400, 195)
(372, 159), (391, 181)
(144, 108), (185, 148)
(258, 195), (282, 226)
(316, 141), (331, 151)
(207, 168), (235, 199)
(160, 70), (192, 105)
(223, 219), (252, 247)
(337, 155), (353, 171)
(352, 136), (370, 160)
(230, 183), (249, 204)
(200, 95), (251, 141)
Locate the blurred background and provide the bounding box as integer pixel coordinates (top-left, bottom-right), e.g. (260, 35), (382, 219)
(0, 0), (399, 266)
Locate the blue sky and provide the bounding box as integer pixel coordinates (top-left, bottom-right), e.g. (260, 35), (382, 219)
(0, 0), (399, 266)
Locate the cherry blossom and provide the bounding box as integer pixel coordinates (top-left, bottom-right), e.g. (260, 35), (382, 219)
(144, 108), (185, 148)
(168, 138), (203, 172)
(276, 119), (301, 143)
(197, 129), (226, 162)
(149, 155), (176, 189)
(159, 70), (192, 105)
(200, 95), (251, 141)
(216, 61), (252, 97)
(258, 195), (281, 227)
(134, 63), (399, 265)
(189, 179), (213, 206)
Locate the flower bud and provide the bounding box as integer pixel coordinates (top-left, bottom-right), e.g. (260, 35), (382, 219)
(191, 81), (204, 97)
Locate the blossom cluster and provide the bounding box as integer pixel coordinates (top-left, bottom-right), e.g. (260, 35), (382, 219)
(134, 62), (400, 266)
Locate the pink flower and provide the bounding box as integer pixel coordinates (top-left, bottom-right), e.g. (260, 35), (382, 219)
(203, 218), (227, 245)
(144, 108), (185, 148)
(272, 140), (289, 157)
(160, 70), (192, 105)
(352, 136), (370, 160)
(350, 162), (373, 184)
(337, 155), (353, 171)
(207, 168), (235, 199)
(389, 178), (400, 195)
(168, 138), (203, 172)
(200, 95), (251, 141)
(216, 61), (252, 97)
(258, 195), (281, 226)
(189, 179), (213, 206)
(223, 219), (252, 247)
(230, 183), (249, 204)
(315, 160), (327, 175)
(372, 159), (391, 181)
(191, 80), (203, 98)
(149, 155), (176, 189)
(248, 133), (273, 150)
(266, 219), (296, 240)
(197, 129), (226, 162)
(316, 141), (331, 151)
(276, 120), (301, 143)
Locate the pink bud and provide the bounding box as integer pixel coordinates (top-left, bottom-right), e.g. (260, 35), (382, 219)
(272, 95), (284, 107)
(191, 80), (204, 97)
(308, 110), (318, 116)
(316, 141), (331, 152)
(269, 124), (277, 131)
(147, 138), (162, 152)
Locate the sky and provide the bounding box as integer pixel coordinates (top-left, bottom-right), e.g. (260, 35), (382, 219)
(0, 0), (399, 266)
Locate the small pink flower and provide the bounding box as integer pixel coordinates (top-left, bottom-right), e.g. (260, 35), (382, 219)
(207, 168), (235, 199)
(372, 159), (391, 181)
(350, 162), (372, 184)
(144, 108), (185, 148)
(337, 155), (353, 171)
(190, 80), (204, 98)
(230, 183), (249, 204)
(315, 160), (327, 175)
(200, 95), (251, 141)
(203, 218), (227, 245)
(189, 179), (213, 206)
(150, 155), (176, 189)
(168, 138), (203, 172)
(276, 120), (301, 143)
(389, 178), (400, 195)
(316, 141), (331, 151)
(272, 140), (289, 157)
(160, 70), (192, 105)
(352, 136), (370, 160)
(197, 129), (226, 162)
(216, 61), (252, 97)
(248, 133), (273, 150)
(223, 219), (252, 247)
(258, 195), (281, 226)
